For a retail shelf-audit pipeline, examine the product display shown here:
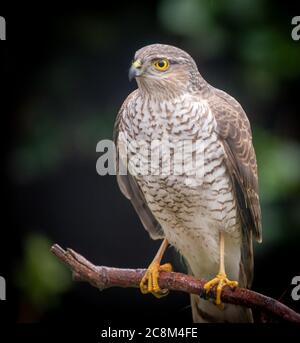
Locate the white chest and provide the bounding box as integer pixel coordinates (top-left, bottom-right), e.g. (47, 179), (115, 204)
(118, 93), (241, 276)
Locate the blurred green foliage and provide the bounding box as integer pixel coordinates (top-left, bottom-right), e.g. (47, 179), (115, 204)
(11, 110), (114, 182)
(255, 130), (300, 202)
(254, 129), (300, 246)
(15, 234), (72, 310)
(159, 0), (300, 96)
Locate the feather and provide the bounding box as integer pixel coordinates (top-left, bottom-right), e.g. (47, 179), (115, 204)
(209, 87), (262, 286)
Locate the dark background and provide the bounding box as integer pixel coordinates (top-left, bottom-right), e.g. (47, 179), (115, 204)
(1, 1), (300, 324)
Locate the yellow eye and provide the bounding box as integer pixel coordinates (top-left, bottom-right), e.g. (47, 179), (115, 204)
(153, 59), (170, 71)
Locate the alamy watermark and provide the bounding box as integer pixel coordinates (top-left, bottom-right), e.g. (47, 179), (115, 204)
(96, 134), (205, 187)
(291, 16), (300, 41)
(0, 16), (6, 40)
(0, 276), (6, 300)
(291, 276), (300, 301)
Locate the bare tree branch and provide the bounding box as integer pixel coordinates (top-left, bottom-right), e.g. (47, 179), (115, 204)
(51, 244), (300, 324)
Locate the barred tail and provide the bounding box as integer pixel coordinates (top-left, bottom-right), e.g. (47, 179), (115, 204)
(190, 294), (253, 323)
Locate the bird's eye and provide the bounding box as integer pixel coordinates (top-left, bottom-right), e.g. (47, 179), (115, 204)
(153, 59), (170, 71)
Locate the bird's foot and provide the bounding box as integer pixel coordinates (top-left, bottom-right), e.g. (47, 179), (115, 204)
(140, 261), (172, 298)
(203, 272), (238, 309)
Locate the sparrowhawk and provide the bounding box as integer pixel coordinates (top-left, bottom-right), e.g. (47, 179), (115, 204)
(113, 44), (262, 323)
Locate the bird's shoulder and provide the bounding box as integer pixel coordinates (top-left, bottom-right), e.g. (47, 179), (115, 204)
(207, 86), (252, 138)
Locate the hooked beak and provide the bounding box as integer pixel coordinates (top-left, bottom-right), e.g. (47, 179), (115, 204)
(129, 59), (142, 81)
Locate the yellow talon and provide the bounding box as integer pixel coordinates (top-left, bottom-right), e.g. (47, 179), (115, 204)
(140, 261), (172, 298)
(204, 272), (238, 308)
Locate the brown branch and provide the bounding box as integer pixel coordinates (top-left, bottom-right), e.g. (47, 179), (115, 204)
(51, 244), (300, 324)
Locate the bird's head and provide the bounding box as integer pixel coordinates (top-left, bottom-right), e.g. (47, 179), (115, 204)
(129, 44), (203, 98)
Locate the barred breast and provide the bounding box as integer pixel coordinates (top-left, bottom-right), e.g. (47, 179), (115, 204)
(118, 92), (242, 281)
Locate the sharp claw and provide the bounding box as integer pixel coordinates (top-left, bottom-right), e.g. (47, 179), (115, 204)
(203, 273), (238, 307)
(139, 261), (172, 298)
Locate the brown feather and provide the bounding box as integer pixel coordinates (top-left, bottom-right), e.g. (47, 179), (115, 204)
(209, 87), (262, 286)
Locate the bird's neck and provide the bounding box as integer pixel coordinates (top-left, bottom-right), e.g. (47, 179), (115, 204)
(136, 74), (209, 102)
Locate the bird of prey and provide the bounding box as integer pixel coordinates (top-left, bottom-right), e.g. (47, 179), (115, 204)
(113, 44), (262, 323)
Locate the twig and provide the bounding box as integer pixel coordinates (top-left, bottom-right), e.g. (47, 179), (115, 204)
(51, 244), (300, 324)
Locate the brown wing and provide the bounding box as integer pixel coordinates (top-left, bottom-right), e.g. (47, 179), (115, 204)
(113, 91), (164, 240)
(209, 88), (262, 286)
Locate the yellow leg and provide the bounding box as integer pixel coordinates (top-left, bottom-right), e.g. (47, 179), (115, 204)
(140, 238), (173, 298)
(203, 232), (238, 308)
